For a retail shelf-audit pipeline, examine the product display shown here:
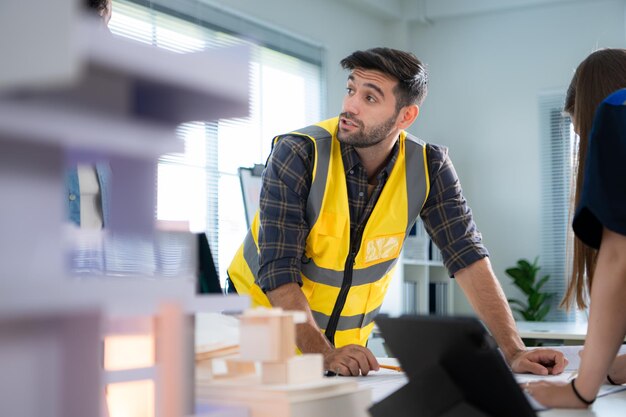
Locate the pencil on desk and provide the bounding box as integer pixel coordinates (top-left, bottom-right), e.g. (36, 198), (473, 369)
(379, 364), (403, 372)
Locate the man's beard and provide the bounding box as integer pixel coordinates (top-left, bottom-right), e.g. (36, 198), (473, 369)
(337, 111), (398, 148)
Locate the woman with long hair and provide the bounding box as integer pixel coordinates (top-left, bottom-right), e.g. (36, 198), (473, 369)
(528, 49), (626, 408)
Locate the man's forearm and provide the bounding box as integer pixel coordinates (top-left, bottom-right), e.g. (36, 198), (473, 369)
(266, 282), (333, 354)
(455, 257), (525, 362)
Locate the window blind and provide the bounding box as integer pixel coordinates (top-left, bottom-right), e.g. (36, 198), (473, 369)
(538, 92), (577, 321)
(109, 0), (323, 285)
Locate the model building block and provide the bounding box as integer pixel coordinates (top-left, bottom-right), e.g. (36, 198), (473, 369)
(225, 359), (257, 376)
(261, 354), (323, 385)
(239, 308), (296, 362)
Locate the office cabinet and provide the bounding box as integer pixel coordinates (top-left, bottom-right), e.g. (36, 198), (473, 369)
(400, 219), (454, 315)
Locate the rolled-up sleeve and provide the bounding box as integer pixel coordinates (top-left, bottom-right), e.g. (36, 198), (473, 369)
(420, 144), (489, 276)
(257, 135), (314, 292)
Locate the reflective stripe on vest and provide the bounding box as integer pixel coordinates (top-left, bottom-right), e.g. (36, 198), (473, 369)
(301, 257), (397, 287)
(242, 231), (260, 282)
(289, 124), (332, 229)
(312, 304), (382, 331)
(228, 117), (429, 347)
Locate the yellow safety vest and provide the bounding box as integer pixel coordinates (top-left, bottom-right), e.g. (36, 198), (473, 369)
(228, 117), (430, 347)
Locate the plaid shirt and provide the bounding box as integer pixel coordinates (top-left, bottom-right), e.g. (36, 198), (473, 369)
(256, 134), (489, 292)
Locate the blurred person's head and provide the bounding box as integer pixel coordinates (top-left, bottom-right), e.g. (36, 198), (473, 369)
(84, 0), (112, 27)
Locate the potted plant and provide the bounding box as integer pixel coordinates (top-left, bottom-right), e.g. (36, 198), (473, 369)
(505, 257), (554, 321)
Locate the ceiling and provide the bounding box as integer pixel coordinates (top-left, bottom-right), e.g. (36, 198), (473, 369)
(338, 0), (596, 23)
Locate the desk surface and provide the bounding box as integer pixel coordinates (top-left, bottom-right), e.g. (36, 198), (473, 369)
(360, 375), (626, 417)
(539, 390), (626, 416)
(516, 321), (589, 340)
(362, 346), (626, 417)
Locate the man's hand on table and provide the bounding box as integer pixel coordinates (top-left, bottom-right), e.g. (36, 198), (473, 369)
(510, 348), (568, 375)
(324, 344), (380, 376)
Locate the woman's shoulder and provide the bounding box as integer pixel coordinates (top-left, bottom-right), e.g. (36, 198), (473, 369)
(602, 88), (626, 106)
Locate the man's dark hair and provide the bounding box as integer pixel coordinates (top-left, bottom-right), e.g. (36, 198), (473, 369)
(340, 47), (428, 110)
(84, 0), (109, 14)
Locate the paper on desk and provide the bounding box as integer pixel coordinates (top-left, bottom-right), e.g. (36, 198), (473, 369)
(196, 312), (240, 351)
(515, 344), (626, 408)
(516, 374), (626, 412)
(515, 371), (575, 385)
(357, 358), (408, 403)
(517, 344), (626, 377)
(357, 368), (408, 403)
(597, 384), (626, 397)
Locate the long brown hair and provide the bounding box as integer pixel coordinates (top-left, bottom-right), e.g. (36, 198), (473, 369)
(561, 48), (626, 310)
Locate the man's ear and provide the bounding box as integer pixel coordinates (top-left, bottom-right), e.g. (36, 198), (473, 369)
(397, 104), (419, 130)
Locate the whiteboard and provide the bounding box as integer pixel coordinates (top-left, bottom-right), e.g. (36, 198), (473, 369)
(238, 164), (264, 228)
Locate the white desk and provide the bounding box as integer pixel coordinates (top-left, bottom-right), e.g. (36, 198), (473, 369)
(516, 321), (589, 342)
(361, 374), (626, 417)
(362, 347), (626, 417)
(539, 391), (626, 417)
(518, 345), (626, 416)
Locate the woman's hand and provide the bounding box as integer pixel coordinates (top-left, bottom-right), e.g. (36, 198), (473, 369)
(578, 350), (626, 385)
(523, 381), (590, 409)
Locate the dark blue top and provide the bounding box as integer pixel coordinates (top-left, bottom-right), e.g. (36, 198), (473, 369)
(572, 88), (626, 249)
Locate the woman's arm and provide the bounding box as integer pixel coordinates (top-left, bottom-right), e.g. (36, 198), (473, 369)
(529, 228), (626, 408)
(608, 354), (626, 384)
(575, 228), (626, 398)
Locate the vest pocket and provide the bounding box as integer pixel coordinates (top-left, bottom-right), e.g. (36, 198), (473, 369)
(362, 232), (405, 265)
(308, 212), (349, 267)
(317, 211), (348, 237)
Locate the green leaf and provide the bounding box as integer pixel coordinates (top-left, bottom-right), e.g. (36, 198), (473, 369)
(521, 310), (534, 321)
(529, 292), (540, 308)
(506, 268), (526, 281)
(505, 257), (552, 321)
(510, 277), (533, 294)
(508, 299), (528, 309)
(534, 275), (551, 292)
(518, 259), (532, 270)
(536, 304), (551, 321)
(536, 293), (547, 305)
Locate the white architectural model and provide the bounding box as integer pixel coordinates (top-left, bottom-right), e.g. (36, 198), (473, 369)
(196, 308), (372, 417)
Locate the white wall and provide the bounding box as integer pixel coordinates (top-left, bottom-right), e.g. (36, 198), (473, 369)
(408, 0), (626, 313)
(205, 0), (403, 118)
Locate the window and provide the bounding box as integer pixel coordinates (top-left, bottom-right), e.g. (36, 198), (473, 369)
(539, 93), (577, 321)
(109, 0), (323, 285)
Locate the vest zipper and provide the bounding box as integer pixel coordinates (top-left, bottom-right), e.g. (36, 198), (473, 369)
(324, 249), (356, 346)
